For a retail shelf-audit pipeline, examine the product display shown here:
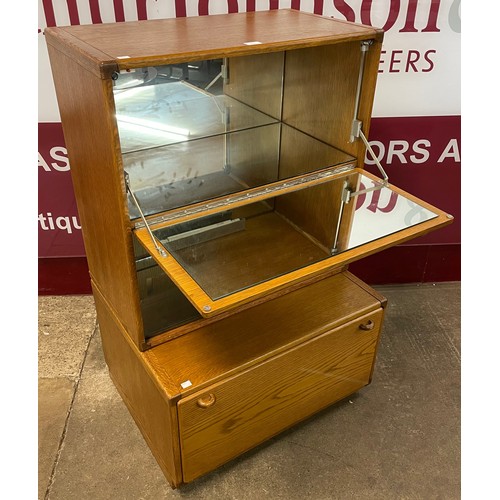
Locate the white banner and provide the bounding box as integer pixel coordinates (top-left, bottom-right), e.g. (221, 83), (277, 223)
(38, 0), (461, 121)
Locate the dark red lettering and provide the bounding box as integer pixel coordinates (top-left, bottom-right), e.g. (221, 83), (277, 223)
(378, 50), (386, 73)
(113, 0), (125, 22)
(175, 0), (187, 17)
(422, 49), (436, 72)
(361, 0), (400, 31)
(42, 0), (56, 27)
(389, 50), (403, 73)
(199, 0), (208, 15)
(405, 50), (420, 72)
(314, 0), (324, 15)
(399, 0), (418, 32)
(333, 0), (356, 22)
(355, 183), (367, 210)
(136, 0), (147, 21)
(367, 189), (399, 214)
(422, 0), (441, 32)
(66, 0), (80, 25)
(228, 0), (239, 13)
(89, 0), (103, 24)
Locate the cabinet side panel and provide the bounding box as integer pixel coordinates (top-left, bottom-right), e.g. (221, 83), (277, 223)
(282, 41), (381, 161)
(46, 43), (143, 347)
(92, 284), (183, 488)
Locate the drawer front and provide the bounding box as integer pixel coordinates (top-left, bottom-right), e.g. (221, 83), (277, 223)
(178, 308), (384, 482)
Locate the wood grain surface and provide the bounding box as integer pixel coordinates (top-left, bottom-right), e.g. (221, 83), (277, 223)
(224, 51), (285, 119)
(92, 282), (183, 487)
(46, 43), (144, 348)
(282, 38), (383, 165)
(143, 271), (383, 396)
(178, 308), (384, 482)
(46, 10), (381, 76)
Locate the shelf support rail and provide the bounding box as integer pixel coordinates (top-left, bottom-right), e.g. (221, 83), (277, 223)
(350, 40), (372, 144)
(346, 40), (389, 203)
(124, 171), (167, 257)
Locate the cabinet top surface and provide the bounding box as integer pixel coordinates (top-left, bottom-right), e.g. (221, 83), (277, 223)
(45, 9), (381, 75)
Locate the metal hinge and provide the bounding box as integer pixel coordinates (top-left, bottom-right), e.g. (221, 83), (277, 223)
(343, 127), (389, 203)
(350, 40), (373, 143)
(346, 39), (389, 203)
(124, 172), (167, 257)
(133, 164), (356, 229)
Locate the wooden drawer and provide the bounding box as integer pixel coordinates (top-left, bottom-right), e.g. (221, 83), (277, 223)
(178, 308), (384, 482)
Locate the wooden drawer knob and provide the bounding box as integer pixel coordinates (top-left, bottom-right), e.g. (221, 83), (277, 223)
(359, 320), (375, 331)
(197, 393), (217, 408)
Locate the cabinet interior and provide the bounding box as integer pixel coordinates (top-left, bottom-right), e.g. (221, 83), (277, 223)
(114, 47), (449, 338)
(116, 51), (357, 219)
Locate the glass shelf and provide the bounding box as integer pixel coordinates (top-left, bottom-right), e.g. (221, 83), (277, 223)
(134, 169), (452, 317)
(124, 123), (355, 219)
(156, 207), (331, 300)
(113, 62), (355, 220)
(115, 80), (280, 154)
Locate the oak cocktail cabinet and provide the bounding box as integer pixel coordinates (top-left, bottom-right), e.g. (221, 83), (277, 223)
(45, 9), (453, 487)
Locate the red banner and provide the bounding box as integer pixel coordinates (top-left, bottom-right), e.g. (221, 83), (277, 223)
(367, 115), (460, 245)
(38, 116), (460, 258)
(38, 123), (85, 257)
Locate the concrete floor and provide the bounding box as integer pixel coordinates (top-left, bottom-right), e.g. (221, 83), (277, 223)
(38, 282), (460, 500)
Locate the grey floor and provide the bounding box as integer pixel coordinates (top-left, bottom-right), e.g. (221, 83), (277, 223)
(38, 282), (460, 500)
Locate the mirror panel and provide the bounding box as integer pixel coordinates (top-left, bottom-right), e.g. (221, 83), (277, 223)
(146, 172), (440, 303)
(113, 58), (356, 219)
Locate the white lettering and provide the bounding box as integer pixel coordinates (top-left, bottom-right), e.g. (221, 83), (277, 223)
(38, 147), (70, 171)
(437, 139), (460, 162)
(38, 153), (51, 172)
(56, 216), (72, 234)
(38, 213), (50, 230)
(50, 146), (70, 171)
(38, 213), (81, 234)
(410, 139), (431, 163)
(387, 140), (409, 164)
(46, 212), (55, 230)
(365, 141), (385, 165)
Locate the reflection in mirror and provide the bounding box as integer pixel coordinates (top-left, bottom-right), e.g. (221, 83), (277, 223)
(132, 235), (200, 338)
(113, 57), (355, 220)
(123, 122), (354, 219)
(150, 172), (439, 301)
(345, 174), (439, 250)
(113, 59), (279, 153)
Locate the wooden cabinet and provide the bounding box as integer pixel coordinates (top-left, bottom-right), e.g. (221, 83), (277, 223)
(93, 270), (385, 486)
(178, 307), (384, 482)
(45, 9), (452, 488)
